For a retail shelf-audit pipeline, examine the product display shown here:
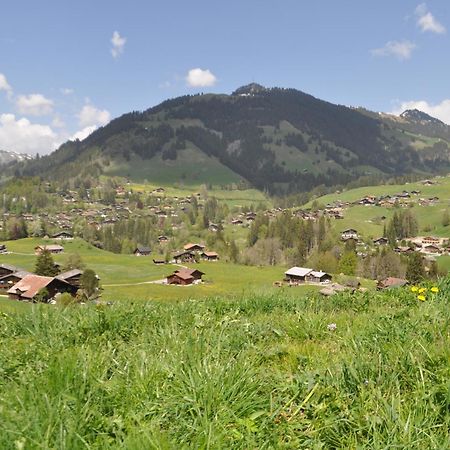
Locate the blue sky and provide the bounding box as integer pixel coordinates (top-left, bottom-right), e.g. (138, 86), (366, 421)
(0, 0), (449, 154)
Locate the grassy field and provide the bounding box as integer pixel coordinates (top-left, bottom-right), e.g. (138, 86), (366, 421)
(0, 238), (314, 304)
(305, 175), (450, 239)
(0, 279), (448, 448)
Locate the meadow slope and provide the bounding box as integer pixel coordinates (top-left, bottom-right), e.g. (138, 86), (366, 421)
(0, 281), (449, 448)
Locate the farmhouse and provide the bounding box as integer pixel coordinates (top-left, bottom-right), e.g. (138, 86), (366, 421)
(285, 267), (313, 284)
(7, 274), (77, 302)
(35, 244), (64, 255)
(56, 269), (83, 287)
(306, 270), (332, 283)
(373, 237), (388, 246)
(422, 245), (441, 255)
(341, 229), (358, 240)
(0, 270), (31, 291)
(52, 231), (73, 240)
(201, 251), (219, 261)
(173, 250), (196, 264)
(166, 268), (204, 286)
(421, 236), (440, 246)
(183, 243), (205, 253)
(157, 235), (169, 243)
(133, 246), (151, 256)
(0, 244), (7, 253)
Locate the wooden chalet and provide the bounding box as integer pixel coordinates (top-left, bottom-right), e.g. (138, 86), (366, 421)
(134, 246), (152, 256)
(183, 243), (205, 253)
(7, 274), (77, 302)
(157, 235), (169, 243)
(0, 269), (31, 291)
(52, 231), (74, 240)
(173, 251), (196, 264)
(284, 267), (313, 284)
(373, 237), (388, 246)
(341, 229), (358, 240)
(422, 244), (441, 255)
(0, 244), (7, 253)
(35, 244), (64, 255)
(305, 270), (332, 283)
(201, 251), (219, 261)
(166, 268), (204, 286)
(56, 269), (83, 287)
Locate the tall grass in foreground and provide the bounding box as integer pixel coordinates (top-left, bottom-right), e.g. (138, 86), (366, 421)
(0, 280), (449, 449)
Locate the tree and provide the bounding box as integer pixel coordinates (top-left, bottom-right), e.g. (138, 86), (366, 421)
(406, 252), (425, 284)
(35, 250), (59, 276)
(338, 251), (357, 276)
(442, 210), (450, 227)
(34, 287), (49, 303)
(79, 269), (99, 299)
(228, 240), (239, 263)
(62, 253), (86, 271)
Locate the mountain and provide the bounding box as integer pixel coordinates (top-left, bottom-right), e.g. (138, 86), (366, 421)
(0, 150), (32, 165)
(10, 85), (450, 194)
(400, 109), (445, 127)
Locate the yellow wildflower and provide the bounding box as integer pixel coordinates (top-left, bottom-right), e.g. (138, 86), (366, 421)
(418, 287), (427, 294)
(411, 286), (418, 292)
(417, 295), (426, 302)
(431, 287), (439, 293)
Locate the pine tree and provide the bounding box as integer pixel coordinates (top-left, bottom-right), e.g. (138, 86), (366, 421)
(229, 240), (239, 263)
(406, 252), (425, 284)
(35, 250), (59, 276)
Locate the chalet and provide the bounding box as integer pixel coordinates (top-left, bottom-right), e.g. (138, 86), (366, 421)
(377, 277), (408, 290)
(319, 283), (349, 296)
(52, 231), (73, 240)
(208, 223), (220, 232)
(166, 268), (204, 286)
(7, 274), (77, 302)
(153, 259), (166, 265)
(284, 267), (313, 284)
(134, 246), (152, 256)
(231, 219), (244, 225)
(1, 243), (9, 254)
(201, 251), (219, 261)
(422, 236), (440, 246)
(306, 270), (332, 283)
(173, 251), (196, 264)
(341, 229), (358, 241)
(34, 244), (64, 255)
(0, 263), (21, 277)
(422, 245), (441, 255)
(56, 269), (83, 287)
(183, 243), (205, 253)
(0, 270), (30, 291)
(373, 237), (388, 246)
(394, 246), (415, 254)
(157, 235), (169, 243)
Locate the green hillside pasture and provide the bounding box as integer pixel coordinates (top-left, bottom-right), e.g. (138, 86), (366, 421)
(105, 147), (241, 186)
(306, 175), (450, 207)
(128, 182), (270, 209)
(0, 238), (312, 303)
(0, 281), (449, 448)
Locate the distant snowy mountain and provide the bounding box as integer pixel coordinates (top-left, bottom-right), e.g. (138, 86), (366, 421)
(0, 150), (33, 165)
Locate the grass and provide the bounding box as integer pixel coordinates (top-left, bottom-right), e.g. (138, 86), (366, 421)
(305, 174), (450, 239)
(0, 238), (314, 303)
(0, 278), (449, 448)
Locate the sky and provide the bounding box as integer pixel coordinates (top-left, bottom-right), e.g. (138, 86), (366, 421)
(0, 0), (449, 155)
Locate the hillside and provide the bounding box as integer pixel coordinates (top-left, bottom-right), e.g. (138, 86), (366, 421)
(11, 84), (450, 194)
(0, 149), (32, 166)
(0, 283), (449, 448)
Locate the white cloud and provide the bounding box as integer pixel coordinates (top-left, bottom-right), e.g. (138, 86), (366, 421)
(69, 125), (98, 141)
(186, 68), (217, 87)
(111, 31), (126, 59)
(391, 99), (450, 125)
(60, 87), (74, 95)
(16, 93), (54, 116)
(0, 113), (60, 154)
(371, 40), (416, 60)
(0, 73), (13, 99)
(415, 3), (446, 34)
(78, 104), (111, 127)
(51, 116), (65, 128)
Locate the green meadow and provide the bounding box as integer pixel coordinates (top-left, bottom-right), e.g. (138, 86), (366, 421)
(306, 175), (450, 239)
(0, 279), (448, 448)
(0, 238), (314, 304)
